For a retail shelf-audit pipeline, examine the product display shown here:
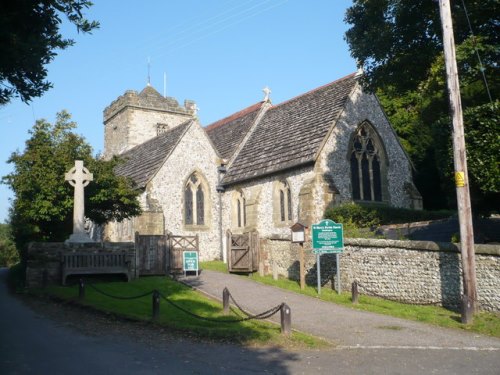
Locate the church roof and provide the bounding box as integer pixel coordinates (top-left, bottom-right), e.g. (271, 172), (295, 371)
(205, 102), (264, 160)
(115, 120), (192, 188)
(222, 73), (358, 185)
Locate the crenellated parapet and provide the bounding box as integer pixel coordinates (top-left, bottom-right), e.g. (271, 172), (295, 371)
(104, 86), (196, 124)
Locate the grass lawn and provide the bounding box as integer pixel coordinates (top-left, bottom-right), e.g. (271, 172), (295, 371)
(200, 260), (500, 338)
(41, 275), (329, 349)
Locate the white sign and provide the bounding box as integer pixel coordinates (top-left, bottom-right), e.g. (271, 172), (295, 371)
(291, 230), (305, 243)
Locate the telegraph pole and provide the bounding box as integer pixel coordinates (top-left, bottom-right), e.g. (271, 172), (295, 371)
(438, 0), (477, 322)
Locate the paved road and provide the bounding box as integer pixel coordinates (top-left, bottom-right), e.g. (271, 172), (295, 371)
(1, 268), (500, 374)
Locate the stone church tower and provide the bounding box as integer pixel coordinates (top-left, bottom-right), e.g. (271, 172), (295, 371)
(103, 85), (197, 158)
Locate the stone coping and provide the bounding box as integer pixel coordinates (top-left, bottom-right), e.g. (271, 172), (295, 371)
(344, 238), (500, 256)
(265, 236), (499, 256)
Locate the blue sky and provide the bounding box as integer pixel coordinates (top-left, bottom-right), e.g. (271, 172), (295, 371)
(0, 0), (356, 223)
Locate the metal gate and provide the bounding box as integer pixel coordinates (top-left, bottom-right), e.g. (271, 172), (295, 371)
(169, 235), (199, 273)
(227, 231), (259, 273)
(134, 233), (168, 276)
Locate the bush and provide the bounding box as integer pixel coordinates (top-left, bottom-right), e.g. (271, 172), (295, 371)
(324, 203), (380, 228)
(324, 202), (454, 228)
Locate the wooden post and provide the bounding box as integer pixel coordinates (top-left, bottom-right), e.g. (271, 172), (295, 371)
(352, 281), (359, 304)
(223, 287), (230, 315)
(152, 290), (160, 321)
(280, 303), (291, 335)
(78, 278), (85, 300)
(461, 294), (474, 324)
(299, 243), (305, 290)
(438, 0), (477, 316)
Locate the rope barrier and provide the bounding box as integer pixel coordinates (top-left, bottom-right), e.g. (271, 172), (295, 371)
(80, 279), (285, 324)
(86, 282), (153, 300)
(159, 291), (283, 323)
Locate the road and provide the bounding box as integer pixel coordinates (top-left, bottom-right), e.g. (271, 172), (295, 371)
(1, 268), (499, 374)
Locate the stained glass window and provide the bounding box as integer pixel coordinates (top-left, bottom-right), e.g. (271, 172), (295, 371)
(350, 123), (384, 202)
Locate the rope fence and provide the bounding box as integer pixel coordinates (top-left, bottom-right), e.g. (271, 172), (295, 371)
(76, 279), (291, 334)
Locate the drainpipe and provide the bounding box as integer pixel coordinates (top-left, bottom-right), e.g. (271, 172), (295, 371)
(216, 165), (227, 263)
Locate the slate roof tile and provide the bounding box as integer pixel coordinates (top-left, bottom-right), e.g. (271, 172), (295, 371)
(206, 102), (263, 160)
(115, 120), (192, 188)
(223, 73), (358, 185)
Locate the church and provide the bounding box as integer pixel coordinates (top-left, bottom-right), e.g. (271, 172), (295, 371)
(102, 72), (422, 261)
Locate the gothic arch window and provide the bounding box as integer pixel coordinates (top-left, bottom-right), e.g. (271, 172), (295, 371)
(349, 122), (386, 202)
(184, 172), (209, 227)
(274, 180), (292, 225)
(232, 190), (247, 229)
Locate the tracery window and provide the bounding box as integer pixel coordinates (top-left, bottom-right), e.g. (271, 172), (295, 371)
(350, 122), (385, 202)
(184, 172), (208, 226)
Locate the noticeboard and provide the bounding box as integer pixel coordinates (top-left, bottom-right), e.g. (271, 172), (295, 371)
(311, 219), (344, 254)
(183, 251), (199, 272)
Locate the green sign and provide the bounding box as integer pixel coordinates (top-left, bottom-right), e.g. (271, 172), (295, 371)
(183, 251), (199, 272)
(312, 219), (344, 254)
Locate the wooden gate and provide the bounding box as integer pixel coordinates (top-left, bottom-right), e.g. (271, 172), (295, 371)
(169, 235), (199, 273)
(227, 231), (259, 273)
(135, 233), (168, 276)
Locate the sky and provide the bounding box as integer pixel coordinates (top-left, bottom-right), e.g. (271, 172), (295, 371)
(0, 0), (356, 223)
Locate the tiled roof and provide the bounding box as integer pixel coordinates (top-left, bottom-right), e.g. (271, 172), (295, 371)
(115, 120), (192, 188)
(222, 73), (358, 185)
(206, 102), (264, 160)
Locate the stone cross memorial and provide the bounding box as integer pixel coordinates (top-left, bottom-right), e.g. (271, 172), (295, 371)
(65, 160), (94, 243)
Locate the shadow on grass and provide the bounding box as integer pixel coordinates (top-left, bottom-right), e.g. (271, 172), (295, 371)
(49, 275), (283, 345)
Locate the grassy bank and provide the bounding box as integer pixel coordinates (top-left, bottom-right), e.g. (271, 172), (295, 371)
(40, 275), (329, 349)
(200, 261), (500, 337)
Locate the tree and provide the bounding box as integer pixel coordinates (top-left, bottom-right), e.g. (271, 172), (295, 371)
(2, 111), (141, 252)
(344, 0), (499, 211)
(0, 224), (19, 267)
(344, 0), (498, 96)
(0, 0), (99, 105)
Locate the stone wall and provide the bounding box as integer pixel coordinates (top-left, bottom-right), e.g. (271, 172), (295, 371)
(149, 121), (222, 261)
(26, 242), (135, 288)
(261, 237), (500, 312)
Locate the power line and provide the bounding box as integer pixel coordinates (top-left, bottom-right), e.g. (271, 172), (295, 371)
(460, 0), (493, 103)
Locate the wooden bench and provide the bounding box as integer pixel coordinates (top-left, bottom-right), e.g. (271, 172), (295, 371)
(61, 252), (131, 285)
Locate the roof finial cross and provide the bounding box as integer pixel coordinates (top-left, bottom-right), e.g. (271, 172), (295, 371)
(263, 86), (271, 102)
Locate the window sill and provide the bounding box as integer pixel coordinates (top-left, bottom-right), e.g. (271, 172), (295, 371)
(184, 224), (211, 232)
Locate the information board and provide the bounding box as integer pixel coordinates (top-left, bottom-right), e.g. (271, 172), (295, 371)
(183, 251), (199, 273)
(312, 219), (344, 254)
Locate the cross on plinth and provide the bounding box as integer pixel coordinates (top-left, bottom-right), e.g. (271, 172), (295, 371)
(65, 160), (94, 243)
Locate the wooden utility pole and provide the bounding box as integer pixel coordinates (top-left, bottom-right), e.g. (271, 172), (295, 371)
(438, 0), (477, 322)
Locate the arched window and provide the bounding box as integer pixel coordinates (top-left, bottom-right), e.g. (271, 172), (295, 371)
(274, 180), (292, 224)
(184, 172), (208, 226)
(233, 190), (246, 229)
(350, 122), (385, 202)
